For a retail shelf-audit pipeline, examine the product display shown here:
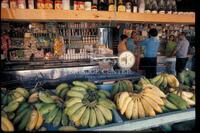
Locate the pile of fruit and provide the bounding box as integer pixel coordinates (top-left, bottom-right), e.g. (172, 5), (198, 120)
(65, 81), (116, 128)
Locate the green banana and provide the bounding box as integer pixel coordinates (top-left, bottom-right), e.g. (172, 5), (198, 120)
(72, 81), (88, 89)
(165, 99), (178, 110)
(80, 107), (90, 127)
(98, 98), (116, 110)
(59, 88), (68, 99)
(61, 111), (69, 126)
(151, 74), (162, 85)
(52, 109), (62, 127)
(97, 91), (107, 98)
(98, 90), (111, 98)
(155, 75), (164, 87)
(39, 103), (57, 115)
(45, 107), (59, 124)
(82, 81), (97, 89)
(18, 109), (32, 130)
(167, 93), (188, 110)
(56, 83), (68, 96)
(3, 101), (19, 112)
(71, 86), (87, 92)
(39, 91), (54, 103)
(7, 95), (13, 103)
(1, 110), (8, 118)
(34, 103), (45, 111)
(16, 102), (29, 114)
(67, 90), (85, 99)
(96, 104), (112, 122)
(14, 107), (30, 124)
(15, 87), (29, 98)
(161, 106), (170, 112)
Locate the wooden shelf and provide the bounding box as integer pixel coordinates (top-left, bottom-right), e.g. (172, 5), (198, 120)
(1, 8), (195, 24)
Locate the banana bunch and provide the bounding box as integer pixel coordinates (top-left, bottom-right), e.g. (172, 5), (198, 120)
(114, 84), (166, 120)
(138, 77), (151, 87)
(1, 116), (14, 131)
(56, 83), (69, 100)
(178, 69), (195, 87)
(169, 88), (195, 107)
(111, 80), (133, 97)
(151, 73), (179, 89)
(65, 81), (115, 128)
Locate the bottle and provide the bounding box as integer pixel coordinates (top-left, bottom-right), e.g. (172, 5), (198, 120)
(79, 0), (85, 10)
(62, 0), (70, 10)
(165, 0), (172, 14)
(28, 0), (34, 9)
(144, 0), (151, 13)
(118, 0), (125, 12)
(91, 0), (97, 10)
(138, 0), (145, 13)
(171, 0), (177, 14)
(98, 0), (108, 11)
(158, 0), (165, 14)
(150, 0), (158, 14)
(108, 0), (114, 11)
(85, 0), (92, 11)
(132, 0), (138, 13)
(125, 0), (132, 12)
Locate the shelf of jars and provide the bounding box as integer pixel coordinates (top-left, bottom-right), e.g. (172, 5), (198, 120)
(1, 8), (195, 24)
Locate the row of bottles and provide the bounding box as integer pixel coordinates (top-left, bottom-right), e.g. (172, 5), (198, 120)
(1, 0), (194, 14)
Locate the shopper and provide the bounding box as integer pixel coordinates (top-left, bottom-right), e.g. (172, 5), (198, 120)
(126, 31), (136, 53)
(172, 32), (190, 75)
(139, 28), (160, 78)
(118, 34), (128, 54)
(165, 35), (177, 75)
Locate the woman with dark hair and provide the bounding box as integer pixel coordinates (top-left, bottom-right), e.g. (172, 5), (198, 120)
(118, 34), (128, 54)
(139, 28), (160, 78)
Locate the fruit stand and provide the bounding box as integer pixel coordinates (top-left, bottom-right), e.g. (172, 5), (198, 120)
(1, 8), (195, 132)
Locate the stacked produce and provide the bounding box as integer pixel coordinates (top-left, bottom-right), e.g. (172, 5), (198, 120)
(65, 81), (116, 128)
(111, 80), (133, 97)
(114, 84), (166, 119)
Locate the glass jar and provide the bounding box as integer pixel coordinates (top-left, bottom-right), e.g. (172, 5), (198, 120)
(17, 0), (26, 9)
(55, 0), (62, 10)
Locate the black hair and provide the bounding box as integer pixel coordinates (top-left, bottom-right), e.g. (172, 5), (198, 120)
(169, 35), (175, 41)
(120, 34), (128, 41)
(148, 28), (158, 37)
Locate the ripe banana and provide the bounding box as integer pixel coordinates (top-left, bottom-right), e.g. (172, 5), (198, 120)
(28, 92), (39, 103)
(140, 97), (156, 117)
(71, 105), (87, 122)
(181, 91), (194, 99)
(1, 116), (14, 131)
(143, 84), (166, 98)
(142, 95), (162, 113)
(3, 101), (19, 112)
(52, 109), (62, 127)
(35, 111), (43, 130)
(125, 99), (134, 119)
(80, 107), (90, 126)
(120, 96), (132, 115)
(67, 90), (85, 99)
(181, 95), (195, 106)
(137, 98), (145, 118)
(170, 75), (179, 87)
(155, 75), (164, 87)
(26, 109), (39, 131)
(65, 97), (82, 108)
(89, 107), (97, 128)
(39, 91), (54, 103)
(143, 92), (164, 106)
(118, 92), (129, 109)
(94, 107), (106, 125)
(96, 104), (112, 121)
(66, 102), (84, 117)
(15, 87), (29, 98)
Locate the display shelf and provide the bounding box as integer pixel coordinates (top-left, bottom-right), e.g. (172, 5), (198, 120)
(80, 108), (195, 131)
(1, 8), (195, 24)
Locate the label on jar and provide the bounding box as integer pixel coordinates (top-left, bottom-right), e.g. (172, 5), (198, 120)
(125, 2), (132, 12)
(10, 0), (17, 8)
(84, 2), (91, 11)
(17, 0), (26, 9)
(108, 4), (114, 12)
(133, 6), (137, 13)
(118, 5), (125, 12)
(28, 0), (34, 9)
(79, 1), (85, 10)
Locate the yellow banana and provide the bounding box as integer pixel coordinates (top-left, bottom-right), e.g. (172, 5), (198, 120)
(125, 99), (134, 119)
(137, 98), (145, 118)
(120, 96), (132, 115)
(142, 95), (162, 113)
(26, 109), (38, 131)
(65, 97), (82, 108)
(166, 75), (175, 87)
(94, 107), (106, 125)
(96, 104), (112, 122)
(143, 92), (164, 106)
(181, 95), (195, 106)
(170, 74), (180, 87)
(182, 91), (194, 99)
(140, 97), (156, 117)
(71, 106), (87, 122)
(80, 107), (90, 127)
(89, 108), (97, 128)
(35, 111), (43, 130)
(143, 84), (166, 98)
(1, 116), (14, 131)
(118, 92), (129, 110)
(28, 92), (39, 103)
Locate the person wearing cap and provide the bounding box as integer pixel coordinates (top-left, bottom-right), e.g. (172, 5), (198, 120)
(172, 32), (190, 75)
(165, 35), (177, 75)
(118, 34), (128, 54)
(139, 28), (160, 78)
